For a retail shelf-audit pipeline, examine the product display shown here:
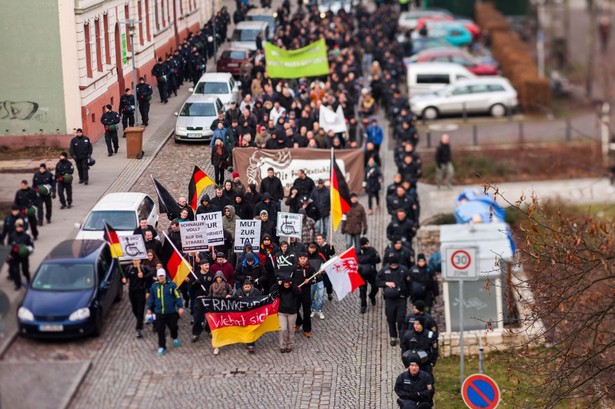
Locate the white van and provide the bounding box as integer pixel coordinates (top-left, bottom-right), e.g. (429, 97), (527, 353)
(406, 62), (475, 97)
(230, 21), (269, 51)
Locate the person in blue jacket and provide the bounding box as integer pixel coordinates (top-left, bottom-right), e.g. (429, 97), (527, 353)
(147, 268), (185, 356)
(366, 118), (384, 153)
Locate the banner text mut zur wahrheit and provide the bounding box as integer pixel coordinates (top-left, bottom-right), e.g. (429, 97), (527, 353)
(264, 38), (329, 79)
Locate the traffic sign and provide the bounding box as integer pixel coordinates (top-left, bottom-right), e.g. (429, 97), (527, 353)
(443, 247), (478, 281)
(462, 374), (501, 409)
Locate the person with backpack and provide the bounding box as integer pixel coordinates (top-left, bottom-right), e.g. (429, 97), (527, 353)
(55, 152), (74, 209)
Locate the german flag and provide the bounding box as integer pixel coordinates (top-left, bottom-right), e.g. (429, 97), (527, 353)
(188, 165), (215, 211)
(103, 222), (123, 258)
(201, 295), (280, 348)
(161, 232), (191, 287)
(330, 150), (352, 232)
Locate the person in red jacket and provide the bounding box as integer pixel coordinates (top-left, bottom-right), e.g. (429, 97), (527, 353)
(211, 252), (235, 288)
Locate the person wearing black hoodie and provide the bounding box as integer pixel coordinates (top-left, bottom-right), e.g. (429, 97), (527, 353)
(195, 194), (219, 215)
(270, 276), (301, 353)
(233, 193), (254, 220)
(357, 237), (381, 314)
(122, 258), (155, 338)
(292, 253), (315, 337)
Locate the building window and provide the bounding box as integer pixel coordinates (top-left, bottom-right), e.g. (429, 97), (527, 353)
(154, 0), (159, 31)
(179, 0), (183, 16)
(161, 0), (166, 27)
(145, 0), (151, 41)
(103, 14), (111, 65)
(138, 1), (144, 45)
(94, 19), (102, 72)
(84, 23), (93, 78)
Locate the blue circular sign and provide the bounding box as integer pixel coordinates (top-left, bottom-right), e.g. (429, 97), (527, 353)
(462, 374), (501, 409)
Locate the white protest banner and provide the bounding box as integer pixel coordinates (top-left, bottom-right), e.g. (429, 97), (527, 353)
(319, 104), (347, 133)
(234, 219), (262, 252)
(119, 234), (148, 259)
(197, 211), (225, 246)
(276, 212), (302, 239)
(179, 221), (209, 252)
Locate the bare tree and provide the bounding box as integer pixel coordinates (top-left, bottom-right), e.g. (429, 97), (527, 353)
(489, 187), (614, 408)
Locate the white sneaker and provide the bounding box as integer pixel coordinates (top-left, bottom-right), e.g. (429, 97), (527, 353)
(318, 312), (325, 320)
(213, 348), (219, 355)
(310, 311), (316, 318)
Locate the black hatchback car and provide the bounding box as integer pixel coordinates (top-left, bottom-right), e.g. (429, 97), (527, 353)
(18, 240), (123, 338)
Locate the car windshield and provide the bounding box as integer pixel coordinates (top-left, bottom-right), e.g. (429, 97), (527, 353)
(180, 102), (216, 117)
(222, 50), (247, 60)
(233, 29), (260, 42)
(32, 263), (95, 291)
(82, 210), (137, 231)
(248, 15), (274, 25)
(195, 81), (229, 94)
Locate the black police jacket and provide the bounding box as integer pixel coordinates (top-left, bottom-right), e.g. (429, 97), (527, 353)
(394, 369), (434, 404)
(70, 135), (93, 159)
(14, 187), (39, 209)
(55, 159), (74, 178)
(136, 83), (153, 101)
(32, 171), (56, 194)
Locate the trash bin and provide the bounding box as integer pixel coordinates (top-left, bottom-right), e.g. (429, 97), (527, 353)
(125, 126), (145, 159)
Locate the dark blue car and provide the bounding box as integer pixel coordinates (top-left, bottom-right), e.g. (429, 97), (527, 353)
(18, 240), (123, 338)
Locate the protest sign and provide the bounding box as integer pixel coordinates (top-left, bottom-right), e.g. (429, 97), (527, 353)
(276, 212), (302, 239)
(119, 234), (147, 259)
(197, 211), (225, 246)
(234, 219), (262, 252)
(179, 221), (209, 252)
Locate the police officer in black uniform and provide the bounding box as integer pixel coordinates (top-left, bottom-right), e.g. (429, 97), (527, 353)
(101, 104), (121, 156)
(55, 151), (74, 209)
(136, 77), (153, 126)
(357, 237), (381, 314)
(189, 48), (207, 86)
(7, 220), (34, 291)
(32, 163), (56, 224)
(400, 316), (439, 376)
(14, 180), (39, 240)
(1, 205), (29, 246)
(119, 88), (136, 135)
(151, 57), (169, 103)
(69, 128), (93, 185)
(164, 54), (178, 97)
(377, 255), (411, 346)
(395, 353), (435, 409)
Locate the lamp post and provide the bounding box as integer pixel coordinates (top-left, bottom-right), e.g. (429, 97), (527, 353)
(122, 19), (142, 125)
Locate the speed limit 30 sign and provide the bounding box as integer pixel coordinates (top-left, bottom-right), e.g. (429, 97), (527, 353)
(443, 247), (478, 280)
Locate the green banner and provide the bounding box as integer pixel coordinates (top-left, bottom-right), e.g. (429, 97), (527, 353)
(121, 32), (127, 65)
(264, 38), (329, 79)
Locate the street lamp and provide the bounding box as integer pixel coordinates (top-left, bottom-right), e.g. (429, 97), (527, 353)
(121, 19), (142, 125)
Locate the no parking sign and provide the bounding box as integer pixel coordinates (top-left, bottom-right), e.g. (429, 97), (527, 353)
(462, 374), (501, 409)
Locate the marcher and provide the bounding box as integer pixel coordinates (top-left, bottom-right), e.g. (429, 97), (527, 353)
(13, 180), (39, 240)
(55, 152), (74, 209)
(122, 259), (154, 338)
(69, 128), (93, 185)
(208, 270), (233, 355)
(315, 233), (335, 301)
(32, 163), (55, 225)
(136, 77), (153, 125)
(211, 138), (229, 186)
(234, 279), (262, 353)
(101, 104), (121, 156)
(341, 193), (368, 251)
(394, 353), (435, 409)
(147, 268), (185, 356)
(377, 256), (411, 346)
(292, 253), (315, 337)
(259, 167), (284, 211)
(364, 157), (383, 215)
(306, 243), (326, 319)
(119, 88), (136, 135)
(6, 220), (33, 290)
(309, 178), (330, 237)
(357, 237), (381, 314)
(191, 260), (215, 343)
(271, 275), (301, 353)
(435, 134), (454, 189)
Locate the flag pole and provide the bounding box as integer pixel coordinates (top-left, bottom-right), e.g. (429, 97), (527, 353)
(162, 230), (206, 292)
(328, 147), (334, 251)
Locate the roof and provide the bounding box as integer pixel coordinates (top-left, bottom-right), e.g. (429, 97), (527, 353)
(246, 8), (276, 17)
(196, 72), (234, 82)
(183, 94), (222, 104)
(45, 240), (106, 262)
(90, 192), (149, 211)
(235, 20), (268, 29)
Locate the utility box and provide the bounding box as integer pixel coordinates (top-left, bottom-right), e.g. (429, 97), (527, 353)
(440, 223), (515, 333)
(125, 126), (145, 159)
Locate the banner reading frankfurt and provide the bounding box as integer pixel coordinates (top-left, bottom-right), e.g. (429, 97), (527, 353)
(200, 295), (280, 348)
(264, 38), (329, 78)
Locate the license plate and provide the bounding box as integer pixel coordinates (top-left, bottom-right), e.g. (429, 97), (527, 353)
(187, 132), (202, 138)
(39, 324), (64, 332)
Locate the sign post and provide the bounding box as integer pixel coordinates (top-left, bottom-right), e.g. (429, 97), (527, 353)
(462, 373), (501, 409)
(443, 247), (479, 388)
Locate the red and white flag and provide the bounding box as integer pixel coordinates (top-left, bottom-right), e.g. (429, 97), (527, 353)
(322, 247), (364, 301)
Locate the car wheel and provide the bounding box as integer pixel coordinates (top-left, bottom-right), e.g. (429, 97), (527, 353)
(92, 309), (103, 337)
(423, 107), (439, 120)
(490, 103), (506, 118)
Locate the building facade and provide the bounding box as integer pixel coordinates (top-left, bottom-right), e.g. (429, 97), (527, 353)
(0, 0), (218, 147)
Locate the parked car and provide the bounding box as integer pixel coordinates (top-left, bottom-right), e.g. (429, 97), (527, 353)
(190, 72), (240, 109)
(397, 9), (453, 32)
(407, 48), (498, 76)
(75, 192), (158, 263)
(412, 21), (473, 47)
(216, 48), (252, 77)
(415, 16), (481, 41)
(408, 37), (455, 56)
(175, 95), (224, 142)
(17, 239), (122, 338)
(406, 62), (475, 97)
(246, 7), (277, 38)
(230, 21), (270, 51)
(410, 77), (518, 120)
